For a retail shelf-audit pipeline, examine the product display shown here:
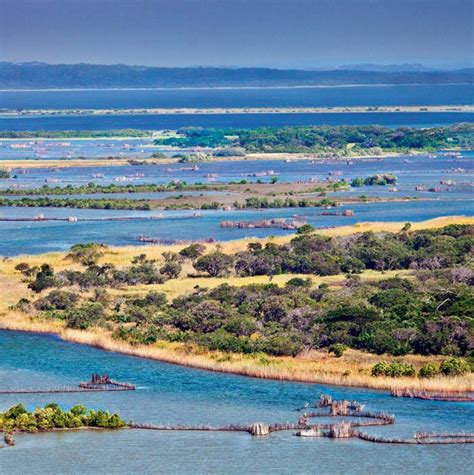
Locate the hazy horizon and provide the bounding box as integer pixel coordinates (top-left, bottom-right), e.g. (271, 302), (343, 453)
(2, 61), (472, 71)
(0, 0), (472, 69)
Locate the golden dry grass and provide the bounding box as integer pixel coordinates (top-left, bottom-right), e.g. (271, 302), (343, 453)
(4, 216), (472, 271)
(1, 216), (473, 393)
(106, 269), (409, 302)
(0, 316), (472, 393)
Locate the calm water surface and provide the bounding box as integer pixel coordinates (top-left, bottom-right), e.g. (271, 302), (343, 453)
(1, 153), (472, 189)
(1, 199), (473, 256)
(1, 85), (473, 130)
(0, 331), (473, 474)
(1, 112), (472, 131)
(0, 89), (472, 256)
(2, 85), (473, 109)
(0, 138), (169, 160)
(0, 153), (472, 255)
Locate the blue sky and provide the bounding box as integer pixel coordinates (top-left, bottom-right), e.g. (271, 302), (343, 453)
(0, 0), (472, 68)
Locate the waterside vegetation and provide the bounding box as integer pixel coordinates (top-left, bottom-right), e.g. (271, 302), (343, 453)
(0, 197), (153, 210)
(2, 395), (472, 448)
(0, 403), (126, 435)
(156, 124), (474, 153)
(1, 218), (472, 393)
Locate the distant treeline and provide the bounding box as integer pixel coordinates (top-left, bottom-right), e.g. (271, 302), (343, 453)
(0, 196), (339, 211)
(1, 62), (473, 88)
(157, 123), (474, 153)
(2, 182), (221, 196)
(0, 197), (152, 210)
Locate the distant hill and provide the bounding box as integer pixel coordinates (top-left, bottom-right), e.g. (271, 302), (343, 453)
(0, 62), (472, 89)
(337, 63), (438, 72)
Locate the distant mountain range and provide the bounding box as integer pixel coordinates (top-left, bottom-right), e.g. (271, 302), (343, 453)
(336, 63), (448, 72)
(1, 62), (472, 89)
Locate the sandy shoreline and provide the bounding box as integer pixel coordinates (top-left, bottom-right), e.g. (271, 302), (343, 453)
(1, 104), (473, 117)
(1, 83), (473, 92)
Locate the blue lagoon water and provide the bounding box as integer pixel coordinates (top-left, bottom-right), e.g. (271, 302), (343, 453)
(1, 86), (473, 472)
(1, 152), (472, 188)
(0, 153), (472, 255)
(1, 84), (473, 130)
(2, 85), (473, 109)
(0, 330), (473, 474)
(0, 138), (168, 160)
(1, 199), (473, 256)
(1, 111), (472, 131)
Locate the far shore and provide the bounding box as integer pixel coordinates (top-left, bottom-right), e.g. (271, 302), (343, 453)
(0, 150), (425, 169)
(1, 82), (473, 92)
(1, 216), (473, 394)
(1, 104), (473, 117)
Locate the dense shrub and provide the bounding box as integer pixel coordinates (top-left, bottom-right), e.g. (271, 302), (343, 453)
(66, 243), (108, 266)
(28, 264), (56, 293)
(0, 404), (125, 433)
(179, 243), (206, 260)
(285, 277), (311, 288)
(259, 335), (303, 357)
(439, 357), (471, 376)
(329, 343), (348, 357)
(35, 290), (79, 311)
(64, 302), (106, 329)
(418, 362), (439, 378)
(157, 124), (474, 153)
(194, 252), (234, 277)
(371, 361), (416, 377)
(15, 262), (38, 276)
(24, 224), (474, 360)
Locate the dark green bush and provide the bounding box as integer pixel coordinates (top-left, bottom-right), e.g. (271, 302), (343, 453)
(329, 343), (347, 358)
(439, 357), (470, 376)
(418, 362), (439, 378)
(371, 361), (416, 377)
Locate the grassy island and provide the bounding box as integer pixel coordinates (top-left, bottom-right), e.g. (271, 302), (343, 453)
(0, 179), (423, 212)
(1, 125), (471, 173)
(1, 217), (473, 393)
(1, 182), (223, 196)
(0, 197), (153, 210)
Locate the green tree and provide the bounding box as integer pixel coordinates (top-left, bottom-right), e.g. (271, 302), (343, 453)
(67, 243), (108, 266)
(329, 343), (347, 357)
(179, 243), (206, 260)
(297, 224), (315, 235)
(194, 252), (234, 277)
(28, 264), (56, 293)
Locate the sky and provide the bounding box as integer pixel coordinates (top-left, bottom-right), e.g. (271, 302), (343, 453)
(0, 0), (472, 68)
